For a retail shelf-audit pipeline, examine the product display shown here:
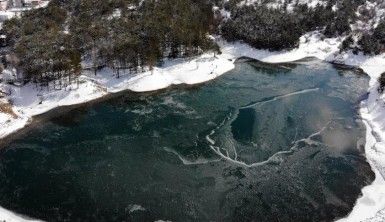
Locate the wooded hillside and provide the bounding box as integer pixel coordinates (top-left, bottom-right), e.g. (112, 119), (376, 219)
(3, 0), (219, 85)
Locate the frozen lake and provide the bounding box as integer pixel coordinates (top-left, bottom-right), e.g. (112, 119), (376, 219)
(0, 59), (374, 221)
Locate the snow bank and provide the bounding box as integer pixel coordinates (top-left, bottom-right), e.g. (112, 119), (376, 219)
(1, 32), (385, 221)
(0, 207), (41, 222)
(89, 55), (234, 93)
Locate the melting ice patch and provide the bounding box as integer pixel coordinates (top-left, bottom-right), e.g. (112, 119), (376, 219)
(161, 95), (197, 116)
(161, 96), (188, 109)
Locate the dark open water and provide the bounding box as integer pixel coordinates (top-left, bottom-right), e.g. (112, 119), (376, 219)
(0, 59), (375, 221)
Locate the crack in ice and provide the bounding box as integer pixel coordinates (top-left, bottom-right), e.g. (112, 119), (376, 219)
(241, 88), (320, 109)
(163, 147), (221, 165)
(206, 118), (333, 168)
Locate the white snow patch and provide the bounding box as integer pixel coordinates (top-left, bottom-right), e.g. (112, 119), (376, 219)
(238, 0), (328, 11)
(0, 207), (41, 222)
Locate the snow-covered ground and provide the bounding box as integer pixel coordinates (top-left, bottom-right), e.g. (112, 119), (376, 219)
(0, 207), (41, 222)
(1, 33), (385, 221)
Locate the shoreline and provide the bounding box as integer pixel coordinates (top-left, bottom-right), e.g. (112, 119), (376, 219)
(1, 34), (385, 221)
(0, 51), (235, 139)
(0, 81), (211, 147)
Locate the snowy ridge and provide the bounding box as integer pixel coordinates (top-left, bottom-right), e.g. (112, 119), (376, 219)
(1, 32), (385, 221)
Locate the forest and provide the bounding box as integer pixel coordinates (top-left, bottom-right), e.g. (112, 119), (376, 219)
(220, 0), (384, 52)
(2, 0), (385, 86)
(2, 0), (218, 86)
